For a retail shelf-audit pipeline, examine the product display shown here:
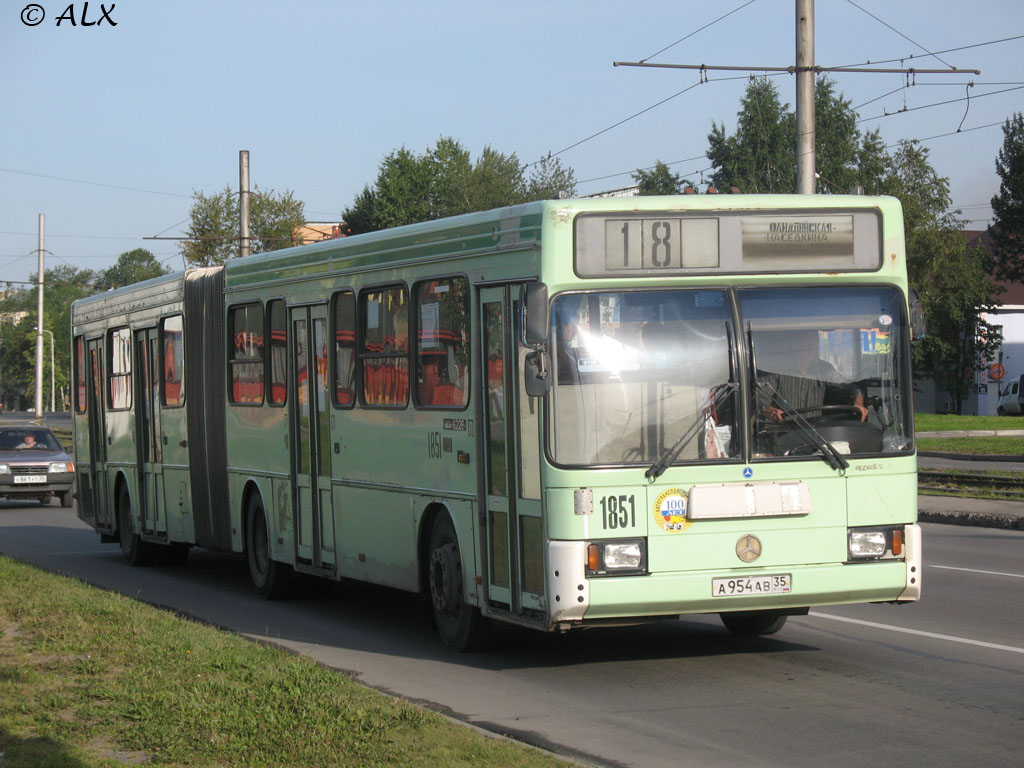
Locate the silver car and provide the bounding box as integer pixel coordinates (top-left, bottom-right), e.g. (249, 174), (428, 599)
(0, 425), (75, 507)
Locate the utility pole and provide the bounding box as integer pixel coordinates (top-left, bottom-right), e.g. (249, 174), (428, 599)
(34, 214), (44, 420)
(613, 1), (978, 194)
(239, 150), (250, 259)
(795, 0), (815, 194)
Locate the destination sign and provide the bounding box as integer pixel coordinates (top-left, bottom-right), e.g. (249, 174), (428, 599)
(574, 209), (881, 277)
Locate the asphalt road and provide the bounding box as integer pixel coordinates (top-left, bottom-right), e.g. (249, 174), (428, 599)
(0, 502), (1021, 768)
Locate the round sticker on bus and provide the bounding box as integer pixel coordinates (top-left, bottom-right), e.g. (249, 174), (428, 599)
(653, 488), (692, 532)
(879, 314), (892, 326)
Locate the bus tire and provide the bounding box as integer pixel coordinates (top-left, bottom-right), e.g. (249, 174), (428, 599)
(117, 485), (154, 567)
(720, 610), (788, 637)
(428, 514), (487, 651)
(246, 494), (292, 600)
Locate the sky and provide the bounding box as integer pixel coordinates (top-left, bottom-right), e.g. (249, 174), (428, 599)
(1, 0), (1022, 287)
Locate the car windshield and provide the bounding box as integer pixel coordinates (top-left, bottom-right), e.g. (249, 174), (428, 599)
(547, 285), (913, 469)
(0, 429), (62, 451)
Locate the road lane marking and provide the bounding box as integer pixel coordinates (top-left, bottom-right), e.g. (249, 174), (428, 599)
(808, 612), (1024, 655)
(929, 565), (1024, 579)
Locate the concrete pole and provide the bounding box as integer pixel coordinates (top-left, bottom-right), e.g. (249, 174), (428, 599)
(795, 0), (816, 194)
(239, 150), (250, 259)
(34, 214), (44, 419)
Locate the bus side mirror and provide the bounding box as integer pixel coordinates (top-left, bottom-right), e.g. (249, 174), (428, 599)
(520, 283), (551, 397)
(520, 282), (549, 348)
(909, 287), (926, 341)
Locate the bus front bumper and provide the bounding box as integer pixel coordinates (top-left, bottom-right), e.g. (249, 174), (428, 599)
(549, 524), (921, 626)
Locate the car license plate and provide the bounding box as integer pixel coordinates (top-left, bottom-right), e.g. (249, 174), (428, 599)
(13, 475), (47, 484)
(712, 574), (792, 597)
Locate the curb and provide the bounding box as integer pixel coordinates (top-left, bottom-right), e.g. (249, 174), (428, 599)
(918, 508), (1024, 531)
(918, 451), (1024, 462)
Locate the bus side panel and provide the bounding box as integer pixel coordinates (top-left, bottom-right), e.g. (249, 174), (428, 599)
(184, 268), (231, 551)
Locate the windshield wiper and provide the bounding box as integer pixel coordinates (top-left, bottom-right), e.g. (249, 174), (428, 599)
(645, 381), (737, 483)
(755, 377), (849, 473)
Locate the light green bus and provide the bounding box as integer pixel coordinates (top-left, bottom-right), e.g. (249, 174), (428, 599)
(71, 194), (922, 649)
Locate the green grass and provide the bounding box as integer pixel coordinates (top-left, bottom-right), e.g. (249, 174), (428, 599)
(0, 556), (568, 768)
(914, 413), (1022, 432)
(917, 436), (1024, 456)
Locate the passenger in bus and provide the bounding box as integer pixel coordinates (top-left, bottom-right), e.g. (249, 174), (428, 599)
(555, 309), (584, 384)
(759, 330), (868, 422)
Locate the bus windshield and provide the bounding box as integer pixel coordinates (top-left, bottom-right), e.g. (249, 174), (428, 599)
(550, 289), (737, 466)
(549, 285), (912, 467)
(743, 285), (912, 460)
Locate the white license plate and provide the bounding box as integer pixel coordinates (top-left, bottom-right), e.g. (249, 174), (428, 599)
(13, 475), (46, 484)
(712, 574), (792, 597)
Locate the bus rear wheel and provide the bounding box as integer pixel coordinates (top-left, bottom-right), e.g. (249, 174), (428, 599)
(720, 610), (789, 637)
(246, 495), (292, 600)
(428, 514), (486, 651)
(117, 486), (154, 567)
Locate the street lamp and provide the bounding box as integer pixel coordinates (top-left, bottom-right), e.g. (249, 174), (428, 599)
(36, 327), (55, 413)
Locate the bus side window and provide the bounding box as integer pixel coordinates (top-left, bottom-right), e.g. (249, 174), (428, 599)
(360, 287), (408, 408)
(332, 291), (356, 407)
(161, 315), (185, 407)
(414, 277), (469, 409)
(267, 300), (287, 406)
(228, 303), (265, 405)
(108, 327), (132, 411)
(74, 335), (87, 413)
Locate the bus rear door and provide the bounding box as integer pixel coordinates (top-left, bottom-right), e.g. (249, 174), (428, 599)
(85, 337), (113, 532)
(134, 328), (164, 537)
(479, 285), (545, 618)
(290, 304), (336, 573)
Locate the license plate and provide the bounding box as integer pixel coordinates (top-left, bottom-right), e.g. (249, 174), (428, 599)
(712, 574), (792, 597)
(14, 475), (46, 484)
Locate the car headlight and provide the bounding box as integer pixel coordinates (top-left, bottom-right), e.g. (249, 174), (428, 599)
(586, 538), (647, 576)
(0, 464), (9, 475)
(848, 526), (904, 561)
(48, 461), (74, 474)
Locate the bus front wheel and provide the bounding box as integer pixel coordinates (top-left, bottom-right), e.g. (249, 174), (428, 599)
(720, 610), (789, 636)
(428, 514), (486, 651)
(245, 495), (292, 600)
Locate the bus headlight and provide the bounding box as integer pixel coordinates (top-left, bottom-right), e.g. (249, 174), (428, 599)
(848, 527), (904, 561)
(586, 538), (647, 576)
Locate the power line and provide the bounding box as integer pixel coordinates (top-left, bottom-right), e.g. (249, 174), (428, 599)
(641, 0), (760, 62)
(0, 167), (193, 198)
(843, 0), (955, 69)
(858, 86), (1024, 123)
(830, 34), (1024, 70)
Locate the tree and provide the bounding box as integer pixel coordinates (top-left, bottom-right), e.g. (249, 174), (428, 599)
(990, 112), (1024, 283)
(633, 161), (691, 196)
(881, 140), (1002, 412)
(342, 137), (576, 235)
(706, 77), (889, 194)
(98, 248), (170, 289)
(0, 266), (97, 411)
(181, 186), (305, 267)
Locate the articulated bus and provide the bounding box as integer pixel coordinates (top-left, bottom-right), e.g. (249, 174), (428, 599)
(71, 194), (922, 650)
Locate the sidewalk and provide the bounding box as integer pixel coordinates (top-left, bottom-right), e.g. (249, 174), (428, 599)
(918, 494), (1024, 530)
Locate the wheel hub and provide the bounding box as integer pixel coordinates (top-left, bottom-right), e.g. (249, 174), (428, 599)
(430, 542), (458, 611)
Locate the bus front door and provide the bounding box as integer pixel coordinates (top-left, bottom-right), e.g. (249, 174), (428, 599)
(479, 286), (546, 617)
(85, 338), (113, 532)
(290, 305), (335, 573)
(134, 328), (164, 537)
